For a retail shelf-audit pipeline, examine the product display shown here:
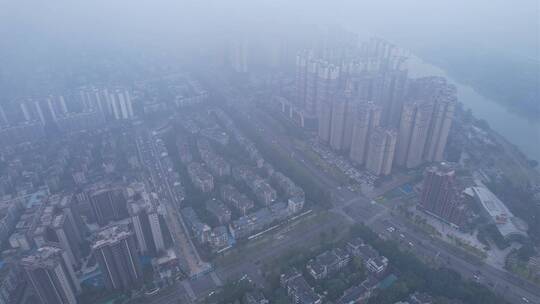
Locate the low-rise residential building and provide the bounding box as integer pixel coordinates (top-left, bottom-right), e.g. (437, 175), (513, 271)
(307, 248), (351, 280)
(221, 184), (254, 215)
(253, 180), (277, 206)
(229, 208), (273, 239)
(269, 202), (291, 222)
(272, 172), (305, 199)
(209, 226), (229, 248)
(151, 249), (180, 282)
(287, 196), (305, 214)
(182, 207), (211, 243)
(187, 163), (214, 193)
(198, 139), (231, 177)
(346, 238), (378, 260)
(233, 166), (276, 205)
(280, 269), (322, 304)
(244, 291), (269, 304)
(206, 199), (231, 224)
(366, 256), (389, 275)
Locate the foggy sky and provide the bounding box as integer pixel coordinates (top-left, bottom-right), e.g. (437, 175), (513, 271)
(1, 0), (538, 68)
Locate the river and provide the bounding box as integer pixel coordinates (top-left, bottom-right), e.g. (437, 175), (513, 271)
(407, 56), (540, 162)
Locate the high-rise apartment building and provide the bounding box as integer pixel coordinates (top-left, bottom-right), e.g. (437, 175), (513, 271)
(329, 95), (348, 150)
(92, 224), (143, 291)
(295, 51), (310, 109)
(127, 186), (165, 256)
(341, 97), (358, 152)
(315, 62), (340, 118)
(229, 39), (249, 73)
(422, 79), (457, 163)
(394, 101), (434, 168)
(379, 69), (408, 128)
(109, 88), (135, 120)
(295, 51), (341, 130)
(350, 101), (382, 165)
(419, 163), (464, 226)
(317, 99), (333, 143)
(31, 195), (84, 269)
(304, 59), (319, 116)
(88, 185), (128, 226)
(51, 214), (82, 267)
(16, 95), (70, 125)
(365, 127), (397, 176)
(78, 86), (112, 117)
(21, 245), (80, 304)
(394, 77), (456, 168)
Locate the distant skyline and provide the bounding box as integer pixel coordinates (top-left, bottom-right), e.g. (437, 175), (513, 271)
(1, 0), (538, 60)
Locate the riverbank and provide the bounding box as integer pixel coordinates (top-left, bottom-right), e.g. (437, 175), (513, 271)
(408, 55), (540, 168)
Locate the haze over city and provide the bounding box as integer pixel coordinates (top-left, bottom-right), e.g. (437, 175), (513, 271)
(0, 1), (539, 304)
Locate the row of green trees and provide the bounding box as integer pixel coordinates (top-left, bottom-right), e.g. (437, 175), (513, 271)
(224, 106), (333, 209)
(350, 224), (506, 304)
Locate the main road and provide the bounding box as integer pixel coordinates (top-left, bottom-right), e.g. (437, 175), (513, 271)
(136, 129), (209, 277)
(242, 100), (540, 304)
(198, 74), (540, 304)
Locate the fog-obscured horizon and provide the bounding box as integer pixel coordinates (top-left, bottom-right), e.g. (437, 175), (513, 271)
(1, 0), (538, 98)
(2, 0), (538, 55)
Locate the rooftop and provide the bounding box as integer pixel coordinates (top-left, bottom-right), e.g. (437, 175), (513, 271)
(470, 186), (528, 238)
(20, 245), (63, 269)
(92, 224), (133, 249)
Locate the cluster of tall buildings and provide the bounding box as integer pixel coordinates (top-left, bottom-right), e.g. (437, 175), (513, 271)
(1, 180), (172, 303)
(395, 78), (457, 169)
(82, 182), (169, 260)
(291, 37), (456, 176)
(78, 86), (135, 121)
(0, 86), (135, 147)
(4, 86), (135, 127)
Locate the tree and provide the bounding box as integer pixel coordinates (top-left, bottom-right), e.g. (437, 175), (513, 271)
(348, 223), (506, 304)
(272, 288), (289, 304)
(352, 256), (364, 273)
(368, 281), (409, 304)
(517, 242), (536, 261)
(324, 279), (347, 300)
